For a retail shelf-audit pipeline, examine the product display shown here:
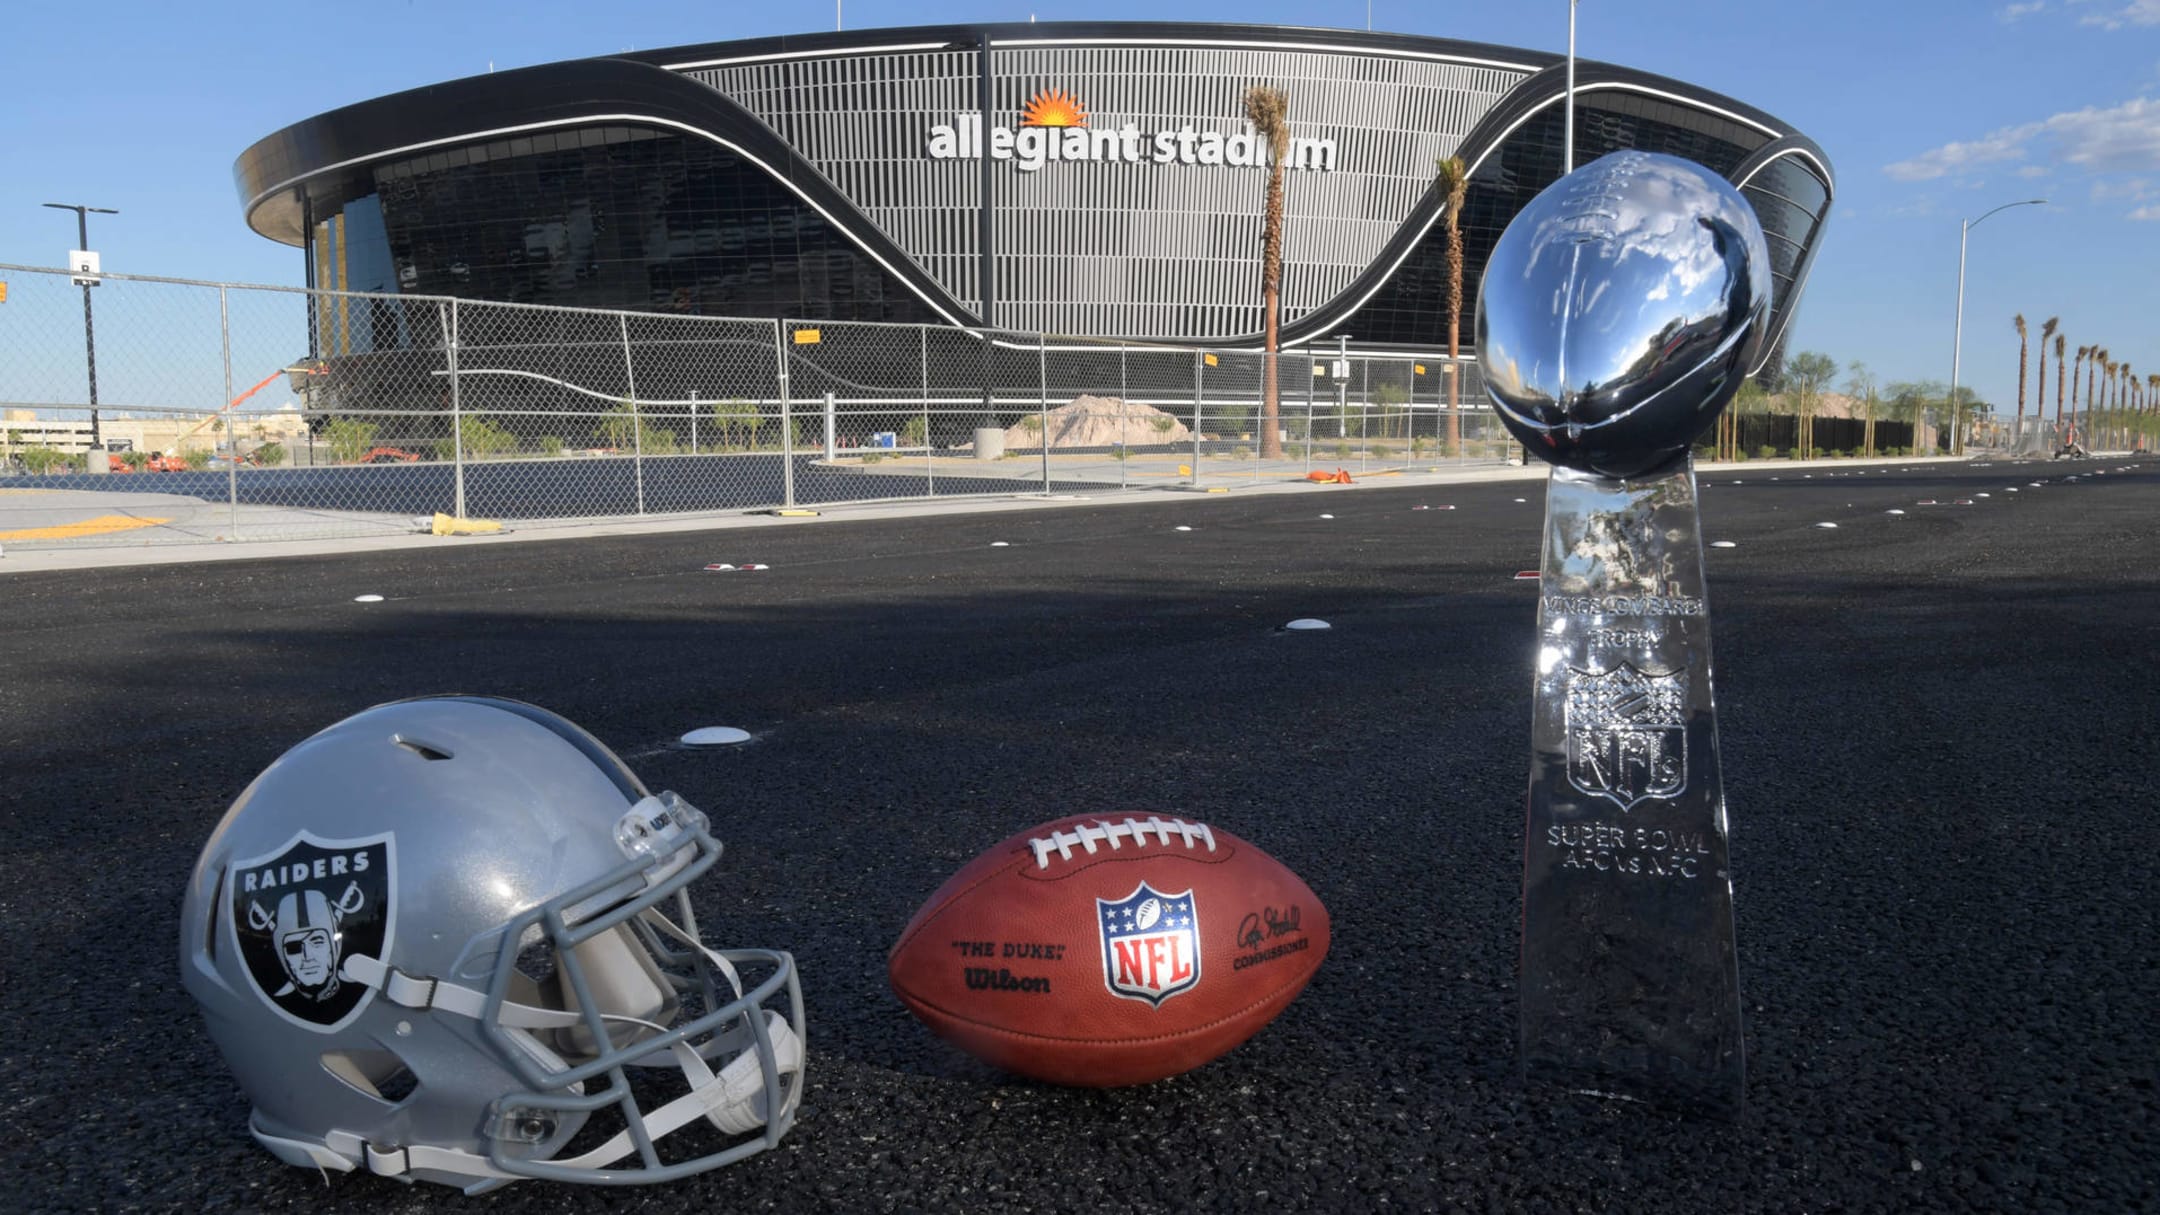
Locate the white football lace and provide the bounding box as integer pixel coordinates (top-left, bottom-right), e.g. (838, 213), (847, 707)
(1029, 816), (1216, 869)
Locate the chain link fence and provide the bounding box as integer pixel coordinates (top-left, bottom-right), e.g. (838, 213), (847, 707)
(0, 264), (1505, 548)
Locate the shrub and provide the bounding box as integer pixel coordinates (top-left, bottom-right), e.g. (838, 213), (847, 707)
(254, 443), (286, 466)
(537, 435), (564, 457)
(118, 449), (149, 471)
(323, 417), (378, 464)
(1754, 444), (1778, 460)
(1334, 441), (1353, 460)
(901, 415), (928, 447)
(21, 445), (70, 474)
(457, 416), (518, 458)
(183, 449), (213, 470)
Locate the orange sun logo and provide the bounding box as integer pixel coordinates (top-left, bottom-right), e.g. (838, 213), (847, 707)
(1020, 88), (1087, 128)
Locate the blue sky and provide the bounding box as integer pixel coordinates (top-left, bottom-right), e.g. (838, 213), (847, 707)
(2, 0), (2155, 414)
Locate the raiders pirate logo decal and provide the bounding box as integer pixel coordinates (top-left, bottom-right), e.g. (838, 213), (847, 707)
(226, 831), (394, 1031)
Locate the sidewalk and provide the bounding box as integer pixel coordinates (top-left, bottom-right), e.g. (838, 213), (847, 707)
(0, 453), (1980, 575)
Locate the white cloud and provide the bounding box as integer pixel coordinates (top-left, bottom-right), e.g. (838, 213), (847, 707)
(2081, 0), (2160, 26)
(1885, 129), (2039, 180)
(1885, 96), (2160, 180)
(2089, 176), (2154, 199)
(2129, 204), (2160, 218)
(2002, 0), (2049, 19)
(2015, 164), (2050, 177)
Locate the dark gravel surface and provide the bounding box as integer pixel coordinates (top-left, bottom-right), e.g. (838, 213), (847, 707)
(2, 457), (2153, 1213)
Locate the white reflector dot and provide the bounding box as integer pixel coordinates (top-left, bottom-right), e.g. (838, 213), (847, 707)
(681, 727), (752, 747)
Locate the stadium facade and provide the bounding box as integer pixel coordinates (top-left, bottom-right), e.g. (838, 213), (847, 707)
(234, 22), (1832, 368)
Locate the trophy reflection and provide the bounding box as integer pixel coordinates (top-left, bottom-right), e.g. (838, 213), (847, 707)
(1477, 151), (1776, 1117)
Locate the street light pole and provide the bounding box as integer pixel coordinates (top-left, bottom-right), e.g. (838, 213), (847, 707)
(43, 202), (119, 452)
(1564, 1), (1578, 174)
(1948, 197), (2043, 456)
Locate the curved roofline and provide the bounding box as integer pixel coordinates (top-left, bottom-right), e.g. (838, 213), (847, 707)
(234, 22), (1831, 346)
(1272, 61), (1834, 352)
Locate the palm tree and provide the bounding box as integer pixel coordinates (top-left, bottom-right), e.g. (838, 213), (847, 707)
(1434, 156), (1470, 457)
(2054, 334), (2067, 438)
(2071, 345), (2087, 433)
(2086, 348), (2103, 440)
(1244, 86), (1290, 461)
(2013, 315), (2029, 430)
(2035, 317), (2057, 433)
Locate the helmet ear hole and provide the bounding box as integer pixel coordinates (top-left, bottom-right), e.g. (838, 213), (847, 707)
(321, 1049), (419, 1104)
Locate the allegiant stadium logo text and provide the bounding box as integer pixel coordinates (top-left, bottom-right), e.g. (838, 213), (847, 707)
(926, 88), (1338, 173)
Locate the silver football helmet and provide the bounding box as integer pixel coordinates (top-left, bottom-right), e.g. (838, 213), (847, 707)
(180, 696), (805, 1192)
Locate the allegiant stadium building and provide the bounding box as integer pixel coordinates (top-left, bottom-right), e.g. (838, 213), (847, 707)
(235, 22), (1832, 367)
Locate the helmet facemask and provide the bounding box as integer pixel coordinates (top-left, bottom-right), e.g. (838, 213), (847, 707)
(306, 793), (806, 1191)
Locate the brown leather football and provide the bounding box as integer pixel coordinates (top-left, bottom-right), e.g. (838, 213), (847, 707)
(888, 813), (1329, 1086)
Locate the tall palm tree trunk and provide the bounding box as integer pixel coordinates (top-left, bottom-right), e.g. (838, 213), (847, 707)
(2013, 315), (2029, 433)
(2054, 335), (2066, 441)
(1435, 157), (1469, 458)
(1244, 88), (1290, 461)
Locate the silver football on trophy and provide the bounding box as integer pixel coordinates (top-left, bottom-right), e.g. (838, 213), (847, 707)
(1476, 151), (1773, 480)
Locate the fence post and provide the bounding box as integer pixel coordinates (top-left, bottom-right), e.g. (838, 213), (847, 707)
(1304, 352), (1316, 472)
(921, 325), (934, 499)
(776, 320), (794, 509)
(1118, 344), (1129, 492)
(620, 314), (644, 516)
(1334, 336), (1349, 468)
(1359, 358), (1371, 474)
(1191, 349), (1203, 487)
(221, 286), (239, 537)
(447, 300), (466, 519)
(1040, 331), (1050, 494)
(824, 392), (837, 462)
(691, 389), (700, 453)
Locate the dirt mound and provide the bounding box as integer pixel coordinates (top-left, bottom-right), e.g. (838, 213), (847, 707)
(987, 395), (1190, 449)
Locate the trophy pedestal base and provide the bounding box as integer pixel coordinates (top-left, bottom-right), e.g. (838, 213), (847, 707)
(1519, 461), (1744, 1118)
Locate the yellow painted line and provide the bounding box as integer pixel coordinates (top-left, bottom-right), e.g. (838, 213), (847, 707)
(0, 513), (171, 540)
(0, 488), (58, 494)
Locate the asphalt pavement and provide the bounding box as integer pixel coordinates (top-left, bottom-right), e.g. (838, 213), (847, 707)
(1, 456), (2152, 1213)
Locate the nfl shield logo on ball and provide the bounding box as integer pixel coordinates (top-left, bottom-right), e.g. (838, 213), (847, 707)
(1098, 881), (1201, 1007)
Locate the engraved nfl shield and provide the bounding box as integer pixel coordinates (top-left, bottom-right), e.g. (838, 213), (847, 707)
(1565, 664), (1688, 811)
(1098, 881), (1202, 1007)
(226, 830), (395, 1032)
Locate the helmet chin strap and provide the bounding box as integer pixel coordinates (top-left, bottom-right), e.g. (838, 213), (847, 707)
(278, 1013), (803, 1189)
(305, 906), (803, 1188)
